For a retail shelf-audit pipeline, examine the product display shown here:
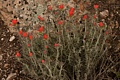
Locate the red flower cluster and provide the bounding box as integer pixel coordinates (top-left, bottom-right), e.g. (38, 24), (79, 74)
(44, 50), (47, 54)
(99, 22), (104, 27)
(94, 14), (97, 19)
(43, 34), (48, 39)
(93, 22), (96, 26)
(38, 16), (44, 21)
(12, 19), (17, 25)
(83, 15), (87, 20)
(58, 20), (64, 25)
(59, 4), (64, 9)
(19, 30), (22, 35)
(94, 4), (99, 9)
(22, 32), (28, 37)
(29, 35), (33, 40)
(54, 43), (59, 47)
(45, 45), (48, 49)
(48, 5), (52, 10)
(105, 31), (109, 35)
(16, 51), (20, 57)
(18, 31), (33, 57)
(69, 7), (75, 16)
(42, 59), (45, 63)
(29, 52), (33, 57)
(27, 44), (31, 47)
(19, 30), (33, 40)
(39, 26), (44, 32)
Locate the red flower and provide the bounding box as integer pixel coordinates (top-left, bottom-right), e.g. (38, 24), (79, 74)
(54, 11), (58, 14)
(83, 15), (87, 20)
(9, 23), (13, 26)
(94, 4), (99, 9)
(58, 20), (64, 25)
(45, 45), (48, 49)
(39, 26), (44, 32)
(59, 4), (64, 9)
(94, 14), (97, 19)
(56, 31), (61, 34)
(99, 22), (104, 27)
(38, 16), (44, 21)
(12, 19), (17, 25)
(69, 7), (75, 16)
(48, 5), (52, 10)
(29, 35), (33, 40)
(19, 30), (23, 35)
(105, 31), (109, 35)
(54, 43), (59, 47)
(42, 59), (45, 63)
(105, 39), (109, 43)
(44, 50), (47, 54)
(22, 32), (28, 37)
(29, 52), (33, 57)
(27, 44), (31, 47)
(16, 51), (20, 57)
(93, 22), (96, 26)
(43, 34), (48, 39)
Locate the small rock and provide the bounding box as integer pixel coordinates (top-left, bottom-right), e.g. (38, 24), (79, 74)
(9, 36), (15, 42)
(100, 10), (109, 18)
(7, 30), (10, 32)
(1, 38), (4, 41)
(4, 64), (9, 68)
(6, 73), (16, 80)
(1, 78), (5, 80)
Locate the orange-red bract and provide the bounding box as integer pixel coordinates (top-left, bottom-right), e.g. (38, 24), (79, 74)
(27, 44), (31, 47)
(54, 43), (59, 47)
(83, 15), (87, 20)
(42, 59), (45, 63)
(38, 16), (44, 21)
(69, 7), (75, 16)
(43, 34), (48, 39)
(29, 52), (33, 57)
(22, 32), (28, 37)
(94, 4), (99, 9)
(59, 4), (64, 9)
(99, 22), (104, 27)
(94, 14), (97, 19)
(58, 20), (64, 25)
(19, 30), (23, 35)
(16, 51), (20, 57)
(48, 5), (52, 10)
(12, 19), (17, 25)
(29, 35), (33, 40)
(39, 26), (44, 32)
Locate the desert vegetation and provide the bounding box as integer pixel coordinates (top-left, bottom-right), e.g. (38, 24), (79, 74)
(0, 0), (119, 80)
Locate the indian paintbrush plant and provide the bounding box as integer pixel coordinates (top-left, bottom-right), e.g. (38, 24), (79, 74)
(12, 1), (110, 80)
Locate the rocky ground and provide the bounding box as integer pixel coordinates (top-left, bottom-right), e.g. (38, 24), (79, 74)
(0, 0), (120, 80)
(0, 18), (34, 80)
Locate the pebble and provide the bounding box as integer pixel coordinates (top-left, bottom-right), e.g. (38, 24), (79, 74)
(6, 73), (16, 80)
(9, 36), (15, 42)
(1, 38), (4, 41)
(100, 10), (109, 18)
(4, 64), (9, 68)
(1, 78), (5, 80)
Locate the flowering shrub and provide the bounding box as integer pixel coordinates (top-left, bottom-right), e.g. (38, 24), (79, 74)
(13, 1), (110, 80)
